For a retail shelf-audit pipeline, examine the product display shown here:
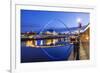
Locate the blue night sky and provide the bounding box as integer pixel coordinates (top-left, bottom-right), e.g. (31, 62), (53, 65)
(21, 9), (90, 33)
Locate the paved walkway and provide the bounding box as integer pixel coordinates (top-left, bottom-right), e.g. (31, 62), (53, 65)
(68, 41), (89, 60)
(79, 41), (89, 60)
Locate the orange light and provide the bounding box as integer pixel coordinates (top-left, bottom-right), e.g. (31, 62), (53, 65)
(26, 40), (35, 47)
(46, 40), (52, 45)
(86, 36), (89, 40)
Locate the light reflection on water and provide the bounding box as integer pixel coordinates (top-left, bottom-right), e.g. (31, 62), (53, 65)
(21, 41), (73, 63)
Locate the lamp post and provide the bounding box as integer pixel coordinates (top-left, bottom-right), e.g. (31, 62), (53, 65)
(77, 18), (82, 36)
(76, 18), (82, 60)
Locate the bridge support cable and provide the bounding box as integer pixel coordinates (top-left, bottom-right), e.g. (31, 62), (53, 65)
(39, 18), (56, 35)
(36, 18), (78, 60)
(56, 18), (72, 35)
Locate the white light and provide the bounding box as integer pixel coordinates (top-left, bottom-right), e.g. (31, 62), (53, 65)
(77, 18), (82, 23)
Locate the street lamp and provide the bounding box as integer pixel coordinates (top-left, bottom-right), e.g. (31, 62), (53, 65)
(77, 18), (82, 28)
(76, 18), (82, 60)
(77, 18), (81, 23)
